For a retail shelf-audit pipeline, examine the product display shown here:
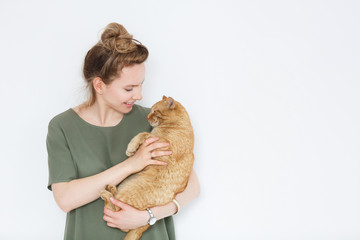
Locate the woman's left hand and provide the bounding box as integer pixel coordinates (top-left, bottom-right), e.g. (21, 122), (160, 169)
(103, 198), (149, 230)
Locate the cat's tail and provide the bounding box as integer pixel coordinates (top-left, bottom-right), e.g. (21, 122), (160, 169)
(124, 225), (150, 240)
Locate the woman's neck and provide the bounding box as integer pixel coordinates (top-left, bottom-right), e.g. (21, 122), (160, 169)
(74, 101), (124, 127)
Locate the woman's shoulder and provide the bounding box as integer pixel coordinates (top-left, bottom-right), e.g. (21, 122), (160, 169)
(48, 108), (76, 127)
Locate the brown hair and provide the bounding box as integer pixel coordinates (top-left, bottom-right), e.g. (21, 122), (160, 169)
(83, 23), (149, 106)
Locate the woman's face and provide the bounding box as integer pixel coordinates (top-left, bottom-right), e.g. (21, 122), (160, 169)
(101, 63), (145, 114)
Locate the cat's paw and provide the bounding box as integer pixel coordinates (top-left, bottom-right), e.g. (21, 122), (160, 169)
(100, 190), (120, 211)
(99, 190), (113, 202)
(105, 184), (118, 196)
(125, 149), (135, 157)
(126, 143), (139, 157)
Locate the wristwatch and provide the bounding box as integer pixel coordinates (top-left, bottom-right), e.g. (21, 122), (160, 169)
(146, 208), (157, 226)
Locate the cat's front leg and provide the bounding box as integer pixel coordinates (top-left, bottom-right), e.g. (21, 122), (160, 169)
(126, 132), (153, 157)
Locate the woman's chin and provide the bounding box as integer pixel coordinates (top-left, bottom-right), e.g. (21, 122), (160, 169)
(120, 104), (134, 113)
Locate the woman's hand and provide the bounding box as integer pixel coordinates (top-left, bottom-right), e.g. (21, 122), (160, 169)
(126, 137), (171, 173)
(103, 198), (149, 230)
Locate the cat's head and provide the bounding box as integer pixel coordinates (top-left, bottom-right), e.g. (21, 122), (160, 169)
(147, 96), (183, 127)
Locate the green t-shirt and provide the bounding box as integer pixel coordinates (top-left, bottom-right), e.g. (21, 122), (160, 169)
(46, 105), (175, 240)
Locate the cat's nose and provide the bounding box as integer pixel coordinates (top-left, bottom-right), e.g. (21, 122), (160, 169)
(147, 113), (151, 120)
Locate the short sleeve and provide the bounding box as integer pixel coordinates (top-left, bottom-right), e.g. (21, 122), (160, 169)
(46, 119), (77, 190)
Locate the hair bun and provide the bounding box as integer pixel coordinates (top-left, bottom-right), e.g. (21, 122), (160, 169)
(101, 23), (138, 53)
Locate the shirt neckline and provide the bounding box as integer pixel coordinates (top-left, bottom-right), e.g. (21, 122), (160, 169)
(68, 108), (128, 129)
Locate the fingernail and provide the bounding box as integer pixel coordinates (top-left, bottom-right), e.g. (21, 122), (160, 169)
(110, 197), (114, 202)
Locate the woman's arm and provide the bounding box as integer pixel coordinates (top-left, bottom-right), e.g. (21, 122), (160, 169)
(103, 169), (200, 230)
(52, 137), (170, 212)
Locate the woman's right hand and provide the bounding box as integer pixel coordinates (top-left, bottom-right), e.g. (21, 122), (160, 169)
(126, 137), (171, 173)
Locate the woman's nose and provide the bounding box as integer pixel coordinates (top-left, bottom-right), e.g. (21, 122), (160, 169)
(133, 89), (142, 100)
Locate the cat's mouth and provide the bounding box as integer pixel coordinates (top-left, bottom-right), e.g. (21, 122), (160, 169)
(148, 119), (159, 127)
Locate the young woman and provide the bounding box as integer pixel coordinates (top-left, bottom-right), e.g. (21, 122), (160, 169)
(47, 22), (200, 240)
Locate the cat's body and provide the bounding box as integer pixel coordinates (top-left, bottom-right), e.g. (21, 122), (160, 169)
(100, 96), (194, 240)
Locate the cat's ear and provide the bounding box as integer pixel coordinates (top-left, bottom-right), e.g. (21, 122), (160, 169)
(162, 95), (167, 100)
(166, 97), (175, 109)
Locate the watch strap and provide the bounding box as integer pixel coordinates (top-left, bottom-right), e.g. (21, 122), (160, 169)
(146, 208), (156, 225)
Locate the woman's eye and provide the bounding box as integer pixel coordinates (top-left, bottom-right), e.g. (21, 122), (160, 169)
(125, 88), (133, 92)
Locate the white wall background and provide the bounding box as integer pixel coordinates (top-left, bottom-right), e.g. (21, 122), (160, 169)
(0, 0), (359, 239)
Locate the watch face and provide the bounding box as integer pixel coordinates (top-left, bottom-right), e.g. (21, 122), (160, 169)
(149, 217), (156, 225)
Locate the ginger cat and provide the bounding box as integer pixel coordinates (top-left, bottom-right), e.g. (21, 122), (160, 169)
(100, 96), (194, 240)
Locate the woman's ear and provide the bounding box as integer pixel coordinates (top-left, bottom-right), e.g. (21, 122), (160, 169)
(93, 77), (106, 94)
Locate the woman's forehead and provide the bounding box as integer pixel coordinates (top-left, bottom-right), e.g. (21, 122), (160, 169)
(114, 64), (145, 85)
